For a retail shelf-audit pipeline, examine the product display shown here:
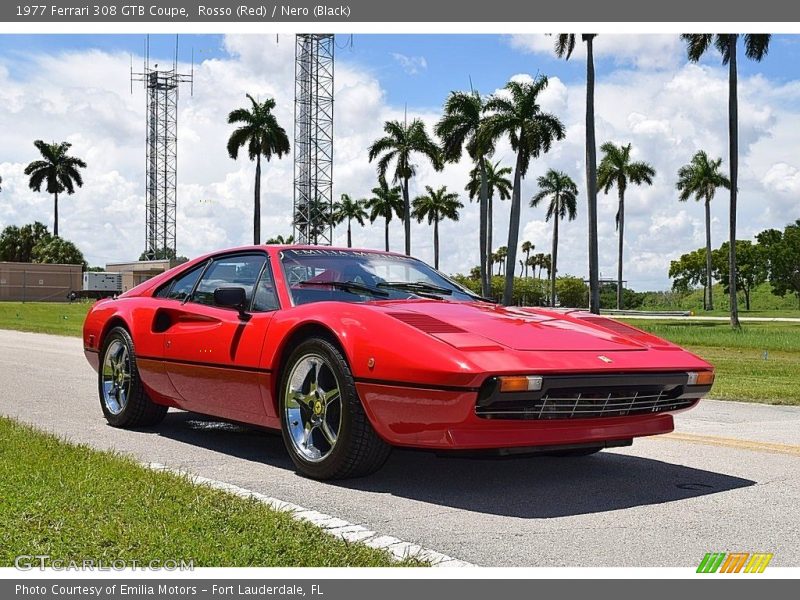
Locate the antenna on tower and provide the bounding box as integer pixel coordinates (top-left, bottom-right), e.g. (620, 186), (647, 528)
(131, 34), (194, 260)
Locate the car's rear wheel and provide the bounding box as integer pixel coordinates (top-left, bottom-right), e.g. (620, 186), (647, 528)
(279, 338), (391, 480)
(99, 327), (167, 428)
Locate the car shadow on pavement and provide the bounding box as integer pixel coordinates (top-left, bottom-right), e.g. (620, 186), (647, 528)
(344, 448), (756, 518)
(152, 411), (294, 470)
(153, 411), (755, 519)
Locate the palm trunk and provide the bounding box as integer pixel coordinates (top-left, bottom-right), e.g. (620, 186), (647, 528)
(728, 35), (741, 329)
(254, 154), (261, 245)
(53, 191), (59, 238)
(347, 218), (352, 248)
(433, 217), (440, 270)
(704, 195), (714, 311)
(402, 177), (411, 256)
(617, 189), (625, 310)
(586, 36), (600, 314)
(487, 195), (494, 281)
(478, 159), (490, 297)
(503, 149), (524, 306)
(551, 214), (559, 307)
(384, 217), (390, 252)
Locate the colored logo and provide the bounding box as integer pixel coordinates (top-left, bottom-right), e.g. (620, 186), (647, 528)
(597, 355), (613, 363)
(697, 552), (773, 573)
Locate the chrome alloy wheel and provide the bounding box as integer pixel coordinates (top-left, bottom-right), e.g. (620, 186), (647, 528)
(101, 339), (131, 415)
(283, 353), (342, 462)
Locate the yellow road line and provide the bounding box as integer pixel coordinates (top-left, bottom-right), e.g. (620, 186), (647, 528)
(655, 432), (800, 457)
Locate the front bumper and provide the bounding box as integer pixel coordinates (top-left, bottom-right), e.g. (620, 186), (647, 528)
(356, 373), (706, 450)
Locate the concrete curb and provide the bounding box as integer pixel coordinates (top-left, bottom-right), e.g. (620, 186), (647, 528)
(146, 462), (476, 568)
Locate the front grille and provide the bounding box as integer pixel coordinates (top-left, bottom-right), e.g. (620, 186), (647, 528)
(475, 373), (698, 420)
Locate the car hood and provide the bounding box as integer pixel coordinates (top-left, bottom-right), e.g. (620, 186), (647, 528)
(375, 301), (651, 352)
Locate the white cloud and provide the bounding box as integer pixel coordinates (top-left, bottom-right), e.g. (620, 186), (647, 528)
(390, 52), (427, 75)
(1, 35), (799, 292)
(509, 34), (684, 70)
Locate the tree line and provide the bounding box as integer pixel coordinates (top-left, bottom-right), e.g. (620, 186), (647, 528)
(670, 220), (800, 309)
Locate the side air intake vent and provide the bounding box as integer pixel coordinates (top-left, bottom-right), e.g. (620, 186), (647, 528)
(387, 312), (465, 334)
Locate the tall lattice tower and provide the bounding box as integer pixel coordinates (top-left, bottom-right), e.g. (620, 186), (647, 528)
(293, 34), (334, 245)
(131, 36), (193, 259)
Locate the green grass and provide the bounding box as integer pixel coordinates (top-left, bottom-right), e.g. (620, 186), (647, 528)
(621, 319), (800, 405)
(639, 282), (800, 315)
(0, 301), (91, 336)
(0, 417), (423, 567)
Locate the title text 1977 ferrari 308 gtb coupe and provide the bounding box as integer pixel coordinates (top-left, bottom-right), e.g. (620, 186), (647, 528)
(83, 245), (714, 479)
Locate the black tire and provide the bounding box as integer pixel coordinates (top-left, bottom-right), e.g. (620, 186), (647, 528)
(98, 326), (167, 428)
(543, 447), (603, 457)
(279, 337), (391, 480)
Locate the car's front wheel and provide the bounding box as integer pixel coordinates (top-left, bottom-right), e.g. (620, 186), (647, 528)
(279, 338), (391, 480)
(99, 327), (167, 428)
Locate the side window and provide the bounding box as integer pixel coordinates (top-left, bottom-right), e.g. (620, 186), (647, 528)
(165, 264), (206, 301)
(252, 263), (280, 312)
(191, 254), (266, 307)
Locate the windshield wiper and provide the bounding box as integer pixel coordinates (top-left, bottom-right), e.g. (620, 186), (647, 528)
(377, 281), (454, 296)
(297, 279), (389, 298)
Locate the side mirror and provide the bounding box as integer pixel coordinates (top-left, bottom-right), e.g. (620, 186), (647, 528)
(213, 287), (250, 320)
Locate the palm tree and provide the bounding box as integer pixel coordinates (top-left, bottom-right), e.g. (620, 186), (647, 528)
(368, 119), (442, 256)
(332, 194), (368, 248)
(597, 142), (656, 310)
(531, 170), (578, 307)
(526, 255), (537, 279)
(682, 34), (771, 329)
(481, 77), (566, 305)
(521, 241), (534, 277)
(555, 34), (600, 314)
(411, 185), (463, 269)
(436, 90), (492, 295)
(365, 178), (404, 252)
(24, 140), (87, 237)
(227, 94), (290, 245)
(467, 159), (512, 276)
(542, 253), (552, 280)
(266, 234), (294, 244)
(676, 151), (731, 311)
(494, 246), (508, 276)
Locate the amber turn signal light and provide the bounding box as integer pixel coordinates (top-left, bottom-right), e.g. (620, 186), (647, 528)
(498, 375), (544, 393)
(687, 370), (715, 386)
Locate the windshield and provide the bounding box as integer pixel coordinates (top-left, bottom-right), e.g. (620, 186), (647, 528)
(280, 249), (480, 306)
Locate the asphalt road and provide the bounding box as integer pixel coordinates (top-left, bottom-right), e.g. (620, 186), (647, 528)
(1, 329), (799, 567)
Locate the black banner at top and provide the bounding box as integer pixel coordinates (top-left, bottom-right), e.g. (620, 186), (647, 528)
(2, 0), (800, 23)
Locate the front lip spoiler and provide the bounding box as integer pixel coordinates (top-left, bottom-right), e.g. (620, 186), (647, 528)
(437, 438), (633, 458)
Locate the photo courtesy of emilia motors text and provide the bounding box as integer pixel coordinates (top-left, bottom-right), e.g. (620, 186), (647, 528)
(1, 0), (799, 597)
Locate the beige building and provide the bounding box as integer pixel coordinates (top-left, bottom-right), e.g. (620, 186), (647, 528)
(105, 259), (176, 292)
(0, 262), (82, 302)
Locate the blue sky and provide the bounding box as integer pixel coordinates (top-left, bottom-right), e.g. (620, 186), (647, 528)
(3, 33), (798, 109)
(1, 34), (799, 289)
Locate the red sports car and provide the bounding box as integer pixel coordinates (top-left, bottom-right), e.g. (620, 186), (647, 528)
(83, 245), (714, 479)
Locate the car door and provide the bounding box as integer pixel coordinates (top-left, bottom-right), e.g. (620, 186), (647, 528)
(135, 262), (209, 404)
(162, 252), (278, 422)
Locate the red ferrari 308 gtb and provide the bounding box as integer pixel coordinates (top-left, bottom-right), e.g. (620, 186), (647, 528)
(83, 245), (714, 479)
